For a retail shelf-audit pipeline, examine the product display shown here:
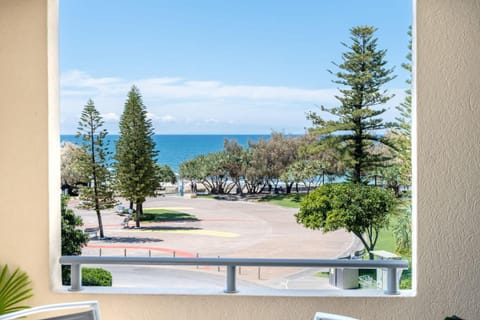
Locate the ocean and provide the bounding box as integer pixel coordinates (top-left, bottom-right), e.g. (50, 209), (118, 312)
(60, 134), (270, 172)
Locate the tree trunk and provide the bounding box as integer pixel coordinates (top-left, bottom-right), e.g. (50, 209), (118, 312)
(236, 181), (243, 195)
(94, 186), (104, 238)
(286, 182), (292, 194)
(135, 202), (143, 228)
(368, 250), (374, 260)
(96, 210), (104, 238)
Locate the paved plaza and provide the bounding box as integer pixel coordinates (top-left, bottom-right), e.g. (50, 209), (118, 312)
(72, 194), (361, 291)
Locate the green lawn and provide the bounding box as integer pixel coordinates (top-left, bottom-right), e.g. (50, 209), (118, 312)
(140, 208), (198, 222)
(374, 226), (396, 253)
(257, 193), (307, 208)
(367, 213), (413, 289)
(195, 192), (307, 208)
(195, 193), (216, 199)
(313, 271), (330, 278)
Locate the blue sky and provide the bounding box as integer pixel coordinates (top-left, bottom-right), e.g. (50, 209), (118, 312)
(60, 0), (412, 134)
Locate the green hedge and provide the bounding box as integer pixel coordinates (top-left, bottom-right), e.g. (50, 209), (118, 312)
(62, 266), (112, 287)
(82, 268), (112, 286)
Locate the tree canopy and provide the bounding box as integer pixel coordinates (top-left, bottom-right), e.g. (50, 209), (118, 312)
(179, 151), (231, 194)
(296, 183), (395, 259)
(156, 164), (177, 185)
(60, 141), (87, 188)
(179, 132), (308, 194)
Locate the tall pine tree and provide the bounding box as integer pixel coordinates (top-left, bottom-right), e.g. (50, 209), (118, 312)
(115, 86), (159, 227)
(308, 26), (396, 184)
(76, 99), (116, 238)
(393, 26), (412, 187)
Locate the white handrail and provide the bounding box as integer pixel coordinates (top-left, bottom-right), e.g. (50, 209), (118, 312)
(60, 256), (408, 295)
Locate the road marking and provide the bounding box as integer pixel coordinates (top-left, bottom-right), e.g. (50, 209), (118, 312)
(280, 280), (289, 289)
(145, 207), (194, 210)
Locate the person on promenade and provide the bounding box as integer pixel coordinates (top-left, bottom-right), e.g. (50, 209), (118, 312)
(121, 214), (131, 228)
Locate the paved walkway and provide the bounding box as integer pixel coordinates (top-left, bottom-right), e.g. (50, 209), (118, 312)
(72, 194), (361, 290)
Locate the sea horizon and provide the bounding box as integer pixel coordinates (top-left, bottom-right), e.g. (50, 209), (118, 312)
(61, 133), (285, 172)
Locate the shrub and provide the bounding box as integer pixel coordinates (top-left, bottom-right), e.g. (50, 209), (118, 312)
(399, 267), (412, 289)
(61, 195), (89, 285)
(81, 268), (112, 286)
(400, 278), (411, 289)
(62, 267), (112, 287)
(296, 183), (395, 259)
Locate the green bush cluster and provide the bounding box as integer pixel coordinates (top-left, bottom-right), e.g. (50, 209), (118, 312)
(62, 267), (112, 287)
(81, 268), (112, 286)
(400, 278), (411, 290)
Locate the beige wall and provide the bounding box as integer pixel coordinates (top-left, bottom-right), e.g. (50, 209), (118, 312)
(0, 0), (479, 319)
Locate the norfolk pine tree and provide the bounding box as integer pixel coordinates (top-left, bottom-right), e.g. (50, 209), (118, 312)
(374, 27), (413, 195)
(391, 27), (413, 257)
(308, 26), (397, 183)
(115, 86), (159, 228)
(298, 26), (399, 259)
(393, 26), (412, 187)
(76, 99), (116, 238)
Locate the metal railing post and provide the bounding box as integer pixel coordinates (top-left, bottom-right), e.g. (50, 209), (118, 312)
(60, 256), (409, 295)
(225, 265), (238, 293)
(384, 267), (399, 295)
(69, 263), (82, 291)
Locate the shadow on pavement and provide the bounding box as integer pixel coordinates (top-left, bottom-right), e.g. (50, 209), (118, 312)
(140, 226), (202, 231)
(98, 236), (164, 244)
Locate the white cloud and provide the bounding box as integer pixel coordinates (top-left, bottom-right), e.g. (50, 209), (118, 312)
(60, 70), (406, 134)
(185, 81), (222, 88)
(146, 112), (158, 120)
(135, 77), (183, 87)
(61, 70), (123, 88)
(102, 112), (120, 121)
(160, 115), (175, 122)
(204, 118), (220, 123)
(61, 70), (338, 103)
(147, 112), (176, 123)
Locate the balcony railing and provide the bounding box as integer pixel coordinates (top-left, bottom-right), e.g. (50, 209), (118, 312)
(60, 256), (408, 295)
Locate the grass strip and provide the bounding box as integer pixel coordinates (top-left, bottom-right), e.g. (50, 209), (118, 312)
(139, 208), (198, 222)
(257, 193), (307, 208)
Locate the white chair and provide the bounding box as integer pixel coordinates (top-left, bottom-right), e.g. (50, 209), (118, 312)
(0, 301), (100, 320)
(313, 311), (358, 320)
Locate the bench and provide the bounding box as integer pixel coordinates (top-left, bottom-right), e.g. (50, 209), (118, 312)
(84, 227), (99, 238)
